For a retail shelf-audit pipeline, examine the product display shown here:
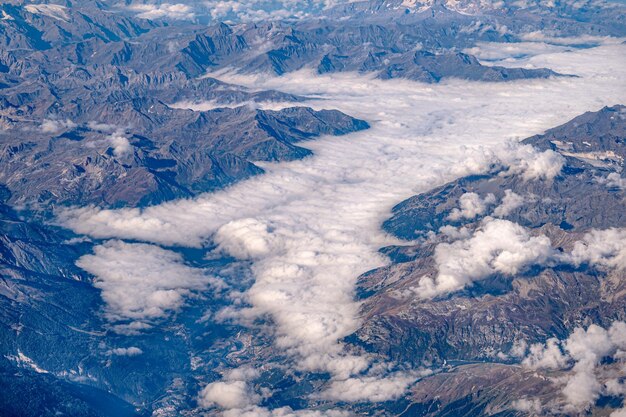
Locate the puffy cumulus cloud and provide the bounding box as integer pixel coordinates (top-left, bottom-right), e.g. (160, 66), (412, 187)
(221, 406), (352, 417)
(447, 141), (564, 184)
(40, 119), (76, 134)
(564, 323), (619, 365)
(107, 131), (133, 157)
(511, 339), (529, 356)
(57, 205), (202, 247)
(87, 121), (117, 132)
(417, 218), (554, 298)
(511, 397), (542, 414)
(76, 240), (218, 326)
(319, 373), (418, 402)
(438, 224), (472, 240)
(204, 1), (244, 20)
(563, 371), (602, 410)
(458, 20), (509, 36)
(522, 321), (626, 411)
(606, 379), (626, 396)
(124, 0), (356, 24)
(57, 45), (626, 402)
(503, 339), (529, 359)
(565, 228), (626, 270)
(523, 338), (568, 370)
(602, 172), (626, 190)
(107, 347), (143, 356)
(447, 192), (496, 221)
(80, 125), (133, 157)
(111, 321), (152, 336)
(493, 189), (525, 217)
(127, 3), (195, 20)
(561, 323), (626, 409)
(198, 367), (261, 410)
(202, 0), (347, 22)
(214, 218), (284, 259)
(612, 408), (626, 417)
(198, 380), (260, 409)
(499, 142), (565, 181)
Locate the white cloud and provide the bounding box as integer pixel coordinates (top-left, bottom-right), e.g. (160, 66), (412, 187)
(417, 218), (554, 298)
(198, 366), (261, 409)
(438, 224), (472, 240)
(40, 119), (76, 134)
(76, 240), (218, 326)
(606, 379), (626, 396)
(565, 228), (626, 270)
(562, 371), (602, 410)
(124, 0), (353, 24)
(499, 142), (565, 181)
(214, 218), (284, 259)
(87, 121), (117, 132)
(198, 380), (260, 409)
(519, 32), (626, 47)
(319, 373), (418, 402)
(493, 189), (525, 217)
(56, 45), (626, 403)
(602, 172), (626, 190)
(202, 0), (345, 22)
(511, 397), (542, 413)
(75, 124), (133, 156)
(523, 338), (568, 369)
(107, 132), (133, 157)
(509, 339), (528, 358)
(466, 33), (625, 63)
(446, 140), (564, 184)
(612, 408), (626, 417)
(24, 4), (69, 21)
(111, 321), (153, 336)
(169, 100), (298, 112)
(108, 347), (143, 356)
(464, 41), (569, 61)
(128, 3), (195, 20)
(447, 192), (496, 221)
(522, 321), (626, 411)
(221, 406), (352, 417)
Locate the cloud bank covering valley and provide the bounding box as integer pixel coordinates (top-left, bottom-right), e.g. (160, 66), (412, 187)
(59, 44), (626, 413)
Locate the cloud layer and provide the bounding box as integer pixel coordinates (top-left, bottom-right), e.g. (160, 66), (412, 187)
(60, 44), (626, 407)
(77, 241), (218, 329)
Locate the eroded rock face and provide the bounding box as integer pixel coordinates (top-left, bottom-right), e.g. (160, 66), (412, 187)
(0, 105), (368, 208)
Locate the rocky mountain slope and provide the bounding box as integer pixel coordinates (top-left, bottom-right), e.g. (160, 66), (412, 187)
(355, 105), (626, 415)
